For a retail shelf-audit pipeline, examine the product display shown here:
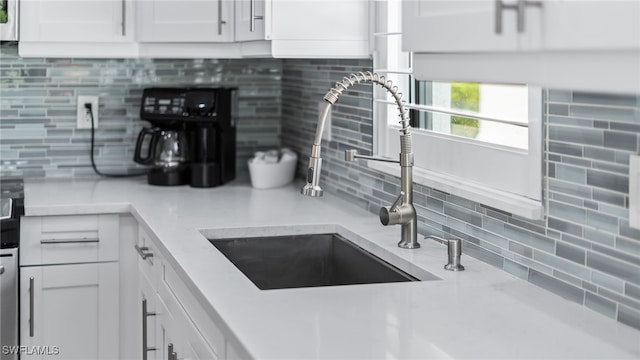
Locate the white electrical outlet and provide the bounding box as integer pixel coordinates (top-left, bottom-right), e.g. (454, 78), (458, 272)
(318, 101), (331, 142)
(77, 95), (99, 129)
(630, 154), (640, 230)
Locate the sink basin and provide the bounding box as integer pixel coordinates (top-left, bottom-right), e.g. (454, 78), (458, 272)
(209, 233), (419, 290)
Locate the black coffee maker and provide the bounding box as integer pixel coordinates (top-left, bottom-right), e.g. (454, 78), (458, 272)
(134, 87), (237, 187)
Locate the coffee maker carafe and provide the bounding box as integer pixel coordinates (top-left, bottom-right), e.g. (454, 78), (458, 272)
(134, 127), (190, 185)
(135, 87), (237, 187)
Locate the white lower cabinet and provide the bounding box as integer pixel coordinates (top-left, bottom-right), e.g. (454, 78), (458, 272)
(135, 225), (223, 360)
(19, 262), (119, 360)
(158, 266), (220, 360)
(19, 214), (120, 359)
(20, 214), (242, 360)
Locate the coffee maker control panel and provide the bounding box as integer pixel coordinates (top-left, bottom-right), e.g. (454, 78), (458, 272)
(142, 95), (186, 116)
(140, 87), (225, 122)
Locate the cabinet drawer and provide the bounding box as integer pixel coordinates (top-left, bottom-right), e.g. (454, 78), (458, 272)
(20, 215), (119, 266)
(161, 262), (225, 359)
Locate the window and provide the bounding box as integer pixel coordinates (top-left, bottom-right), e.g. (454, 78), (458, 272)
(371, 1), (543, 219)
(412, 82), (529, 149)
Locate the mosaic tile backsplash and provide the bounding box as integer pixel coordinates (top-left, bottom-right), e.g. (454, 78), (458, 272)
(281, 59), (640, 330)
(1, 43), (639, 331)
(0, 43), (282, 178)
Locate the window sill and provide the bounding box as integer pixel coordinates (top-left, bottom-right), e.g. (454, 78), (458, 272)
(366, 160), (544, 221)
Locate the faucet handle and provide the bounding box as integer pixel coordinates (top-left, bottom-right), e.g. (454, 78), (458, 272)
(380, 191), (414, 229)
(389, 191), (405, 212)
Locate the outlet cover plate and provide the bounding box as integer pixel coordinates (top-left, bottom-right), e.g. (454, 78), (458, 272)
(77, 95), (99, 129)
(630, 154), (640, 229)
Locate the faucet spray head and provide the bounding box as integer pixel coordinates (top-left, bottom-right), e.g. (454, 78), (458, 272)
(301, 155), (324, 197)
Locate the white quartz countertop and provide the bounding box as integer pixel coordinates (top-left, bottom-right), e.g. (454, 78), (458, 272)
(23, 177), (640, 359)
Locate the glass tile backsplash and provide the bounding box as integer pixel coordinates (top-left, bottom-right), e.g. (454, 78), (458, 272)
(0, 43), (282, 178)
(1, 44), (638, 331)
(280, 59), (640, 330)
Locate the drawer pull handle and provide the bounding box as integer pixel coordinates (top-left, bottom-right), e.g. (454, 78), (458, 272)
(250, 0), (263, 32)
(29, 277), (35, 337)
(135, 245), (154, 260)
(217, 0), (226, 35)
(142, 299), (156, 360)
(121, 0), (126, 36)
(40, 239), (100, 244)
(495, 0), (542, 34)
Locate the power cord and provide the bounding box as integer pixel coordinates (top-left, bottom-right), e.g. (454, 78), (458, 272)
(85, 103), (147, 178)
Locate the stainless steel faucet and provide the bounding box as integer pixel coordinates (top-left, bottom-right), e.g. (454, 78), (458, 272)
(301, 72), (419, 249)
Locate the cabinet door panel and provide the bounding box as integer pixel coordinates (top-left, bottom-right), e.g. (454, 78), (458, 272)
(159, 266), (220, 360)
(154, 294), (182, 360)
(540, 1), (640, 50)
(162, 262), (225, 356)
(271, 0), (368, 41)
(403, 0), (519, 52)
(20, 263), (118, 360)
(137, 0), (234, 42)
(20, 0), (132, 42)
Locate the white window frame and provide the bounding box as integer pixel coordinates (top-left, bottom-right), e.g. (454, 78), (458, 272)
(370, 1), (544, 220)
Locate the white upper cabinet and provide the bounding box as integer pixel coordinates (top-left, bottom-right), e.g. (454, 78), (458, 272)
(404, 0), (640, 53)
(19, 0), (137, 57)
(19, 0), (370, 58)
(270, 0), (370, 58)
(137, 0), (234, 42)
(235, 0), (371, 58)
(403, 0), (521, 52)
(405, 0), (640, 93)
(536, 1), (640, 51)
(20, 0), (134, 42)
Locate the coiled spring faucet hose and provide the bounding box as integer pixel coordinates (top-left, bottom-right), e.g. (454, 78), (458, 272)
(301, 71), (412, 197)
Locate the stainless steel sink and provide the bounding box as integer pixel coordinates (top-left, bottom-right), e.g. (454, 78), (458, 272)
(209, 233), (419, 290)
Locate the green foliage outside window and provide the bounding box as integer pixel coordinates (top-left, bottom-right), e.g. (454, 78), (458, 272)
(0, 0), (7, 23)
(450, 82), (480, 138)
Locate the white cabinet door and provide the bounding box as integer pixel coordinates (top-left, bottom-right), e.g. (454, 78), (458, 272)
(539, 1), (640, 51)
(404, 0), (640, 53)
(156, 290), (218, 360)
(235, 0), (266, 41)
(402, 0), (521, 52)
(181, 319), (219, 360)
(154, 294), (182, 360)
(137, 0), (234, 42)
(269, 0), (370, 58)
(20, 263), (119, 360)
(20, 0), (133, 42)
(158, 266), (220, 360)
